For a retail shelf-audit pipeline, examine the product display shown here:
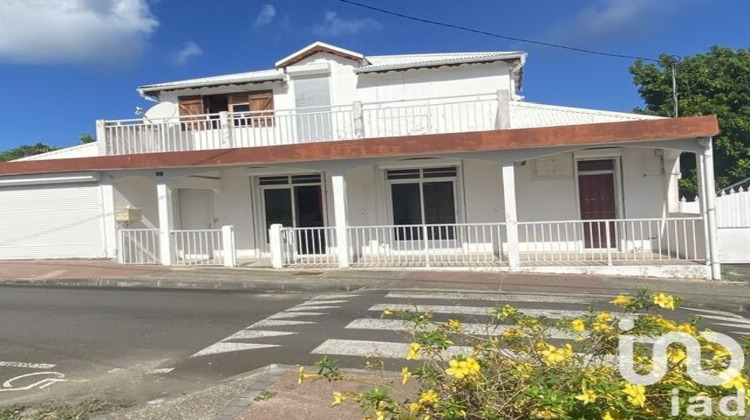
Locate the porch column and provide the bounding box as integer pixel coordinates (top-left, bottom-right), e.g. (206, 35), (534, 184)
(699, 138), (721, 280)
(330, 169), (350, 268)
(100, 177), (118, 259)
(501, 162), (520, 268)
(156, 180), (174, 266)
(96, 120), (107, 156)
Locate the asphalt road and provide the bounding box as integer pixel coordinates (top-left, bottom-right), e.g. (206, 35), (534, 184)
(0, 285), (748, 408)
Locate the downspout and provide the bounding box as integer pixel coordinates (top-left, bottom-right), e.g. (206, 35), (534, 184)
(699, 137), (721, 280)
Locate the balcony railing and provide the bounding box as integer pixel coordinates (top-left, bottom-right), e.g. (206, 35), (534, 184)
(100, 93), (502, 156)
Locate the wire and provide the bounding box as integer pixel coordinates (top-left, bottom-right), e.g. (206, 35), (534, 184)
(338, 0), (660, 62)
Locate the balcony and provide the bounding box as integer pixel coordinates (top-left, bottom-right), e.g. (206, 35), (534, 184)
(100, 93), (505, 156)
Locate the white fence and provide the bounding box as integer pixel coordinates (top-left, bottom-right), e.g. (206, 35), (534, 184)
(679, 187), (750, 263)
(118, 228), (160, 264)
(171, 229), (228, 266)
(102, 93), (502, 156)
(279, 227), (338, 267)
(348, 223), (507, 267)
(518, 218), (703, 265)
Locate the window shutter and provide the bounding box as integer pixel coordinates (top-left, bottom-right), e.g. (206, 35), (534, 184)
(178, 96), (204, 131)
(249, 91), (274, 127)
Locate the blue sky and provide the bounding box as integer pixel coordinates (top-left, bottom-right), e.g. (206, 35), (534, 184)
(0, 0), (746, 150)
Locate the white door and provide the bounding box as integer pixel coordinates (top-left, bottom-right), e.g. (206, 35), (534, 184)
(294, 75), (332, 142)
(0, 183), (105, 259)
(179, 189), (213, 229)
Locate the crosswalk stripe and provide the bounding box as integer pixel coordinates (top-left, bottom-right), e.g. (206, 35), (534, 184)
(345, 318), (581, 340)
(691, 314), (750, 325)
(683, 307), (746, 318)
(312, 294), (359, 300)
(190, 342), (279, 358)
(268, 311), (326, 319)
(297, 300), (349, 306)
(370, 303), (609, 319)
(287, 305), (340, 311)
(221, 330), (296, 341)
(713, 322), (750, 331)
(249, 319), (314, 328)
(386, 291), (596, 304)
(312, 339), (472, 359)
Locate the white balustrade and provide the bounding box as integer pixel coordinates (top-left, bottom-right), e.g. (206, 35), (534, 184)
(118, 228), (160, 264)
(170, 229), (226, 266)
(279, 227), (338, 267)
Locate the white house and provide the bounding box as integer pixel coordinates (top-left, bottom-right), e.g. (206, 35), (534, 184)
(0, 42), (722, 280)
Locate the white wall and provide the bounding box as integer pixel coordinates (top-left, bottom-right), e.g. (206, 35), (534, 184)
(113, 177), (159, 229)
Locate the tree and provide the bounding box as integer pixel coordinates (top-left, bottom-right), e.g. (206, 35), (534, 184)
(630, 46), (750, 196)
(79, 133), (96, 144)
(0, 143), (59, 162)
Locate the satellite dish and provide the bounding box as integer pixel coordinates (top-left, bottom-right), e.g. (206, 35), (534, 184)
(144, 102), (179, 123)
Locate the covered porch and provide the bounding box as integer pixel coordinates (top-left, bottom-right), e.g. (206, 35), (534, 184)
(109, 131), (719, 279)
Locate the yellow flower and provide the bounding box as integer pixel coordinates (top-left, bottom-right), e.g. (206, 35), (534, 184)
(610, 295), (633, 307)
(676, 323), (697, 336)
(447, 319), (462, 330)
(500, 327), (524, 339)
(445, 357), (481, 379)
(406, 342), (421, 360)
(575, 384), (597, 404)
(593, 321), (613, 333)
(601, 410), (619, 420)
(597, 311), (614, 322)
(298, 366), (310, 384)
(571, 318), (586, 332)
(667, 347), (687, 365)
(419, 389), (439, 405)
(622, 383), (647, 407)
(532, 408), (559, 419)
(332, 391), (345, 406)
(407, 402), (421, 413)
(720, 371), (748, 390)
(382, 308), (394, 316)
(652, 293), (676, 310)
(541, 344), (574, 365)
(401, 367), (412, 385)
(497, 304), (517, 319)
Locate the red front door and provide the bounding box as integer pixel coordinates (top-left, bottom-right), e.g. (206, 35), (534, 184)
(578, 172), (617, 248)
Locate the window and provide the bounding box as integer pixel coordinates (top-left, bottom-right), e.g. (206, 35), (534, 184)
(387, 167), (458, 240)
(177, 90), (275, 129)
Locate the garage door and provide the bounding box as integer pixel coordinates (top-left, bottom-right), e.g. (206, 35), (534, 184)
(0, 183), (105, 259)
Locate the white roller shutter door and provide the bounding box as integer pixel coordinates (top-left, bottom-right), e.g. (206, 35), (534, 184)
(0, 183), (105, 259)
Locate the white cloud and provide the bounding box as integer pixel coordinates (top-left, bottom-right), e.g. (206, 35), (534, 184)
(253, 4), (276, 31)
(0, 0), (158, 66)
(312, 10), (382, 37)
(172, 41), (203, 66)
(545, 0), (688, 44)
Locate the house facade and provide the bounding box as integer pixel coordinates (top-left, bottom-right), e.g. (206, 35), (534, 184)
(0, 42), (722, 280)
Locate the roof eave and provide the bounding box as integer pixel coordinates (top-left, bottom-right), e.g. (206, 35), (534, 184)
(355, 53), (526, 74)
(138, 74), (286, 96)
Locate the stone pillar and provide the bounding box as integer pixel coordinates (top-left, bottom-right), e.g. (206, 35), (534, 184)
(501, 162), (520, 268)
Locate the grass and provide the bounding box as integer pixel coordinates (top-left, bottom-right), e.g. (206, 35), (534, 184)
(0, 399), (131, 420)
(253, 390), (278, 402)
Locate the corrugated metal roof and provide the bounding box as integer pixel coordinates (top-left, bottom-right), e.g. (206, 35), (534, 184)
(358, 52), (525, 73)
(139, 69), (285, 93)
(509, 101), (664, 129)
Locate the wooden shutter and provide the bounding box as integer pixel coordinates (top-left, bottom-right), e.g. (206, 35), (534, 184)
(249, 91), (274, 127)
(178, 96), (204, 131)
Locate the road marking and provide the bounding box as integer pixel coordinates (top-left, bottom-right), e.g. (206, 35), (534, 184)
(345, 318), (582, 340)
(297, 300), (349, 306)
(147, 368), (174, 375)
(0, 372), (66, 392)
(221, 330), (296, 341)
(0, 361), (55, 370)
(714, 322), (750, 331)
(369, 303), (622, 320)
(249, 319), (315, 328)
(312, 339), (472, 359)
(684, 307), (746, 318)
(268, 311), (326, 319)
(191, 342), (279, 358)
(692, 314), (750, 325)
(386, 291), (596, 304)
(312, 294), (360, 300)
(286, 305), (340, 311)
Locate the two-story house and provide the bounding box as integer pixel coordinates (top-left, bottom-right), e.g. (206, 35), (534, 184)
(0, 42), (722, 280)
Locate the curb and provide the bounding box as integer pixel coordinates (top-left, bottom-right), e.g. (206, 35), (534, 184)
(213, 364), (290, 420)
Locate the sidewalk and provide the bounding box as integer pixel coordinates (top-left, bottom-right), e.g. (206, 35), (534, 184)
(0, 259), (748, 311)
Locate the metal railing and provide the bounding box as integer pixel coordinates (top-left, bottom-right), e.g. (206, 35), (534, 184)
(101, 93), (502, 155)
(280, 227), (338, 267)
(118, 228), (160, 264)
(171, 229), (225, 266)
(517, 218), (704, 265)
(347, 223), (507, 267)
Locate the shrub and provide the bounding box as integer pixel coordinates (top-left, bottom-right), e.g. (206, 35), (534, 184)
(302, 290), (749, 419)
